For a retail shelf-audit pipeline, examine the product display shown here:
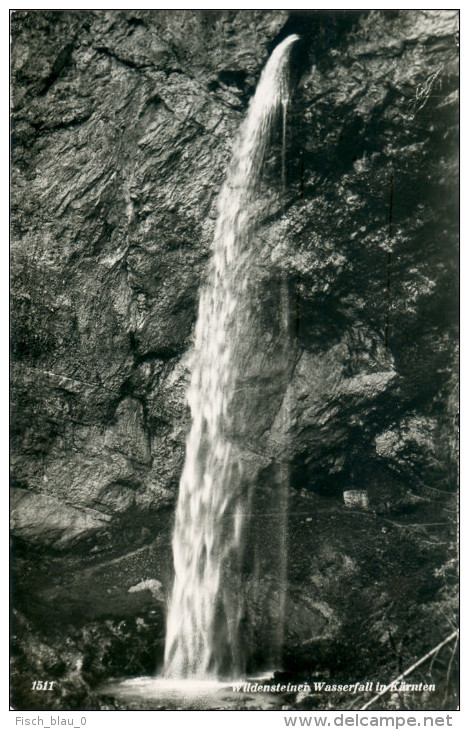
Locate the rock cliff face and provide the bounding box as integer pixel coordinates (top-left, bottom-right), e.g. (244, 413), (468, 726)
(11, 10), (458, 710)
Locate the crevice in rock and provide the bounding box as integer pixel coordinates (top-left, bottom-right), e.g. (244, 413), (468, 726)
(39, 41), (75, 95)
(94, 45), (151, 71)
(17, 108), (93, 135)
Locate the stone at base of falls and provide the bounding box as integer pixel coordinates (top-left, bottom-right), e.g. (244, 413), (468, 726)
(128, 579), (164, 601)
(343, 490), (369, 511)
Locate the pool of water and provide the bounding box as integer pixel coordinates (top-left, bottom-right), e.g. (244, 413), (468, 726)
(98, 674), (289, 710)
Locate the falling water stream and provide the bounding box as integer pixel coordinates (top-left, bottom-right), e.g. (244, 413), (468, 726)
(99, 35), (299, 706)
(164, 34), (299, 681)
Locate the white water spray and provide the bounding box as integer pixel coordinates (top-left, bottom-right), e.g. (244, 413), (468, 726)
(164, 34), (299, 680)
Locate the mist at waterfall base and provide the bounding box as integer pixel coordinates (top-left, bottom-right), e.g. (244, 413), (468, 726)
(99, 34), (299, 707)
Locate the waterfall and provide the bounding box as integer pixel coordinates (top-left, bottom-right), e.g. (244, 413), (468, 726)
(164, 34), (299, 680)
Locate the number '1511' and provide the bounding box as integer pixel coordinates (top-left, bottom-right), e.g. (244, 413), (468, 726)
(31, 681), (56, 691)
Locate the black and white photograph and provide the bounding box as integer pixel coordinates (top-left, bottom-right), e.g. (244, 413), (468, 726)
(10, 7), (459, 714)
